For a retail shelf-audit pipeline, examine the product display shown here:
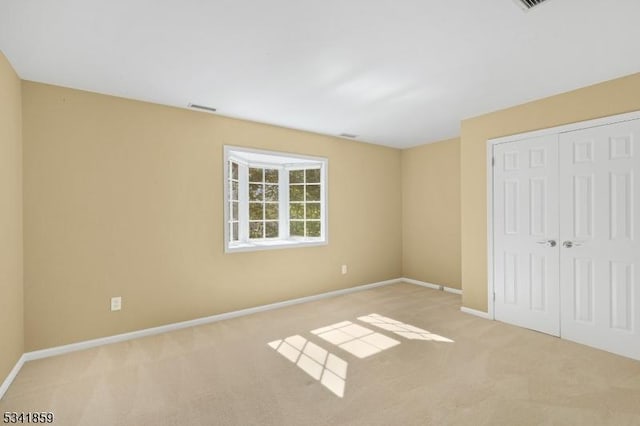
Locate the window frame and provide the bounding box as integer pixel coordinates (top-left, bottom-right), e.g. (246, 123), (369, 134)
(223, 145), (329, 253)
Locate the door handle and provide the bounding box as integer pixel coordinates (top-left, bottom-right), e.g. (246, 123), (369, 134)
(562, 241), (583, 248)
(536, 240), (557, 247)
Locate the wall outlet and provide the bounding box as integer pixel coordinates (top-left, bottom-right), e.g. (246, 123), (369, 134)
(110, 296), (122, 311)
(341, 264), (348, 275)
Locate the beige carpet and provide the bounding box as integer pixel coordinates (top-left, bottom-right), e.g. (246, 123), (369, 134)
(2, 282), (640, 425)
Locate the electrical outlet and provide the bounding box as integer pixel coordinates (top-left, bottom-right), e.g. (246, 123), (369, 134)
(110, 296), (122, 311)
(341, 264), (348, 275)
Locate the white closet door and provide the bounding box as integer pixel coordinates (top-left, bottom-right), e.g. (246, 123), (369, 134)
(559, 119), (640, 360)
(494, 135), (560, 335)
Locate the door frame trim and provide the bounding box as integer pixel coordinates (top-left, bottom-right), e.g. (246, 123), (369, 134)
(486, 109), (640, 320)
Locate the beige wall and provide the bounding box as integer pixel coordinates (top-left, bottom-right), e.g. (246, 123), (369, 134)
(13, 57), (640, 354)
(22, 82), (403, 351)
(461, 72), (640, 312)
(402, 138), (461, 289)
(0, 52), (23, 380)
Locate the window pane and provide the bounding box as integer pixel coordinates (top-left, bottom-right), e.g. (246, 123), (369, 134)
(265, 169), (279, 183)
(307, 221), (321, 237)
(306, 184), (321, 201)
(232, 222), (238, 241)
(307, 203), (320, 219)
(249, 222), (264, 239)
(231, 181), (238, 201)
(249, 167), (263, 182)
(249, 202), (263, 220)
(265, 203), (279, 220)
(265, 184), (279, 201)
(265, 221), (279, 238)
(290, 185), (304, 202)
(289, 169), (304, 183)
(231, 162), (238, 180)
(289, 203), (304, 219)
(249, 184), (263, 201)
(306, 168), (320, 183)
(290, 221), (304, 237)
(232, 201), (239, 220)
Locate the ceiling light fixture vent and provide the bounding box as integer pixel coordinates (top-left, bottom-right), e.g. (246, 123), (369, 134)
(514, 0), (549, 10)
(339, 133), (358, 138)
(188, 103), (217, 113)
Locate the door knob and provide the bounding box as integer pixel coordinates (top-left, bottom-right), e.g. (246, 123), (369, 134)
(563, 241), (583, 248)
(536, 240), (557, 247)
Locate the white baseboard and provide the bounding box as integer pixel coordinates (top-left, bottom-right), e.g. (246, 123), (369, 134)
(0, 354), (26, 401)
(400, 278), (442, 290)
(22, 278), (401, 363)
(401, 278), (463, 296)
(2, 276), (477, 399)
(460, 306), (491, 319)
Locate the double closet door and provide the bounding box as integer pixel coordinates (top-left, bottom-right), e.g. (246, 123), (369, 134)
(493, 117), (640, 360)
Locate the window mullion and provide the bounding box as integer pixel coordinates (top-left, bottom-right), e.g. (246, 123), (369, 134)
(280, 166), (289, 240)
(303, 169), (307, 238)
(224, 159), (231, 245)
(321, 165), (326, 240)
(239, 163), (249, 242)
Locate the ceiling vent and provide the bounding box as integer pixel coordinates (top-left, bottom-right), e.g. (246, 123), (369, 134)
(514, 0), (549, 10)
(339, 133), (358, 138)
(188, 103), (217, 113)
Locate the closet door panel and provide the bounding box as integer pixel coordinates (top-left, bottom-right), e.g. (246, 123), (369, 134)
(493, 135), (560, 335)
(559, 119), (640, 360)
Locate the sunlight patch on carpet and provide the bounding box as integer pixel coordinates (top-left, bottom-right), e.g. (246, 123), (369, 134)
(357, 314), (454, 342)
(268, 335), (348, 397)
(311, 321), (400, 358)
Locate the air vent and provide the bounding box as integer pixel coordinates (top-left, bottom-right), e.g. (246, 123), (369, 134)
(339, 133), (358, 138)
(515, 0), (549, 10)
(188, 103), (217, 113)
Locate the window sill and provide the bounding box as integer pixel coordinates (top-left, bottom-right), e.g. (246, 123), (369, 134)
(226, 239), (326, 253)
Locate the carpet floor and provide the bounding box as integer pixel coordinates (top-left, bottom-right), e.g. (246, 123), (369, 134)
(1, 282), (640, 425)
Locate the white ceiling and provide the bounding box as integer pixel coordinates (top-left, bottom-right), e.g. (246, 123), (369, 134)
(1, 0), (640, 148)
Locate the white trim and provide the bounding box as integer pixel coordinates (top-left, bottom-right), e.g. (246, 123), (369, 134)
(321, 162), (329, 243)
(1, 277), (475, 398)
(20, 279), (400, 363)
(279, 167), (290, 240)
(460, 307), (492, 319)
(401, 278), (442, 290)
(400, 278), (464, 295)
(485, 109), (640, 322)
(486, 140), (496, 320)
(225, 144), (327, 164)
(238, 160), (249, 242)
(489, 110), (640, 146)
(0, 354), (26, 401)
(227, 239), (327, 253)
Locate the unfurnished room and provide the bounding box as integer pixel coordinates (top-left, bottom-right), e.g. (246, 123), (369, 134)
(1, 0), (640, 425)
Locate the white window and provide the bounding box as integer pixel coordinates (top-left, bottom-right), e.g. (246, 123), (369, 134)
(224, 146), (328, 252)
